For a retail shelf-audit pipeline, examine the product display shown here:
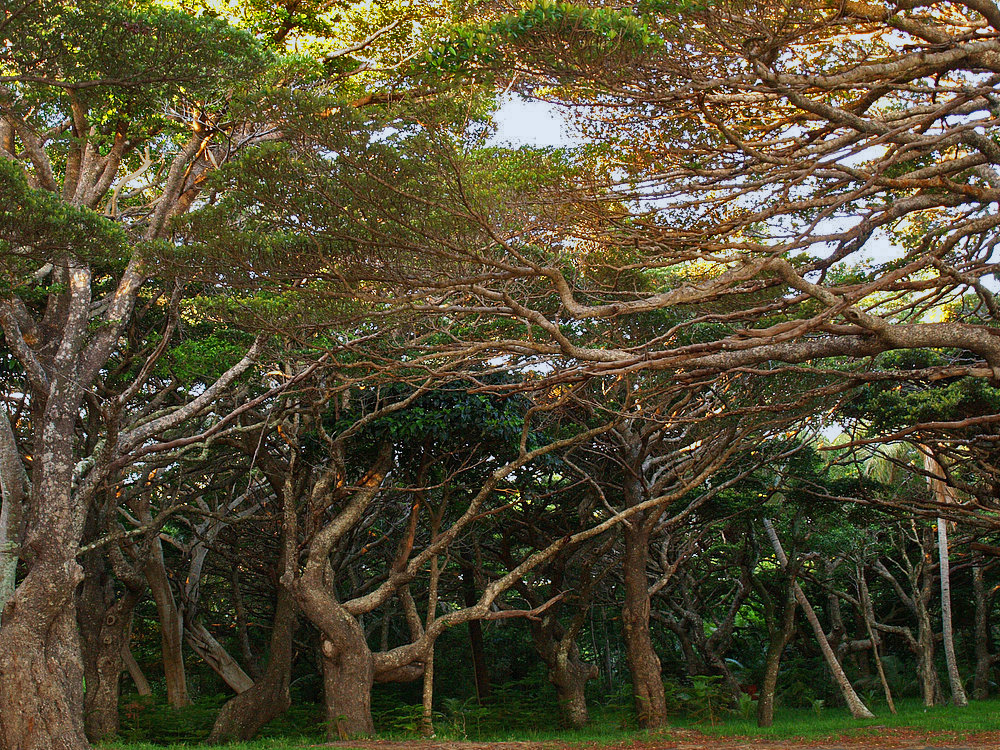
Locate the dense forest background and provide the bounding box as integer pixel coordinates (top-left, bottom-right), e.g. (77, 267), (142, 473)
(3, 0), (1000, 748)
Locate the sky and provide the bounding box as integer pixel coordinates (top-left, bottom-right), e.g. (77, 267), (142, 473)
(490, 95), (575, 148)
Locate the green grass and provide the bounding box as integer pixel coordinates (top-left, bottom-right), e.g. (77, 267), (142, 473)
(668, 696), (1000, 739)
(102, 696), (1000, 750)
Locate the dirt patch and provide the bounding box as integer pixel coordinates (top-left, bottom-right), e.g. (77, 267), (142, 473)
(315, 727), (1000, 750)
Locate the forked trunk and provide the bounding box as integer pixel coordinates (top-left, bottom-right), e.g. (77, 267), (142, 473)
(622, 524), (667, 728)
(210, 587), (298, 742)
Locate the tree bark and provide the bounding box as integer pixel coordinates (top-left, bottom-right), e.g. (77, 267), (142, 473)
(186, 620), (254, 694)
(762, 519), (874, 719)
(462, 563), (491, 702)
(936, 517), (968, 706)
(77, 542), (142, 742)
(321, 617), (376, 738)
(0, 407), (26, 619)
(0, 558), (89, 750)
(757, 584), (797, 728)
(973, 564), (997, 700)
(621, 523), (668, 728)
(209, 587), (298, 742)
(143, 536), (190, 708)
(857, 565), (895, 715)
(123, 644), (152, 696)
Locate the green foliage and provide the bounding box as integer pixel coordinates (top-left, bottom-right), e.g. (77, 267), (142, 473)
(0, 159), (129, 276)
(425, 1), (658, 75)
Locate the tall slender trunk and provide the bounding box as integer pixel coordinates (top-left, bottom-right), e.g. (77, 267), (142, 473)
(915, 578), (943, 706)
(622, 523), (667, 728)
(936, 517), (967, 705)
(144, 536), (190, 707)
(757, 585), (796, 728)
(763, 519), (874, 719)
(462, 564), (491, 702)
(973, 564), (996, 700)
(210, 587), (298, 742)
(857, 565), (895, 714)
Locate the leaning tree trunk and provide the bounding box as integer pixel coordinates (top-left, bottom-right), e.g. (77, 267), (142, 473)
(621, 523), (668, 728)
(210, 587), (298, 742)
(763, 519), (874, 719)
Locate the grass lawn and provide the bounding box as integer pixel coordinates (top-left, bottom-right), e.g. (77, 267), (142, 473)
(103, 697), (1000, 749)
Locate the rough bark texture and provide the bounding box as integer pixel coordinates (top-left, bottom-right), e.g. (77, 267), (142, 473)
(322, 621), (376, 738)
(0, 408), (26, 618)
(621, 523), (667, 728)
(77, 544), (142, 743)
(0, 558), (89, 750)
(209, 587), (298, 742)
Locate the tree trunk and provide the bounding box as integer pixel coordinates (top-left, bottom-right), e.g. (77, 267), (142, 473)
(915, 588), (942, 707)
(123, 644), (152, 696)
(0, 557), (89, 750)
(762, 519), (874, 719)
(0, 394), (92, 750)
(144, 536), (190, 708)
(550, 650), (598, 728)
(186, 619), (254, 694)
(757, 586), (796, 728)
(622, 523), (667, 728)
(0, 407), (26, 620)
(77, 544), (142, 743)
(209, 587), (298, 742)
(321, 622), (376, 739)
(973, 564), (996, 700)
(857, 565), (895, 715)
(936, 517), (968, 706)
(462, 564), (491, 702)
